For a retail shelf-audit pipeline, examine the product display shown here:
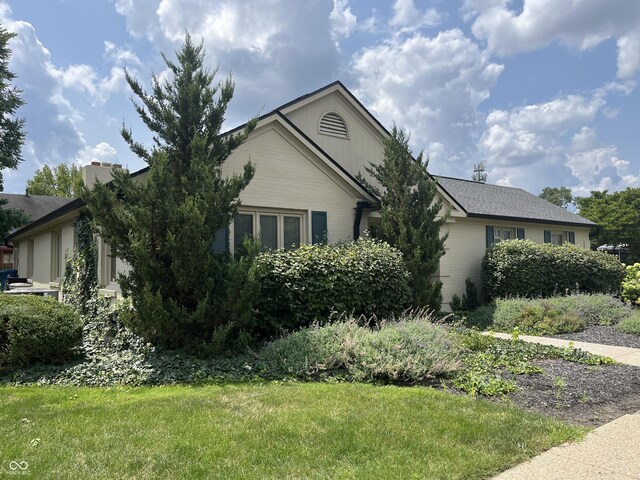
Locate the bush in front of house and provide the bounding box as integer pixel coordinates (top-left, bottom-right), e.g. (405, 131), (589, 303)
(491, 294), (631, 335)
(0, 295), (82, 369)
(259, 310), (461, 382)
(617, 311), (640, 335)
(253, 238), (412, 338)
(621, 263), (640, 306)
(481, 240), (626, 299)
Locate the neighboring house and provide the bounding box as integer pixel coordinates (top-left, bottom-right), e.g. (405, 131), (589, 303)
(0, 193), (76, 270)
(4, 81), (596, 305)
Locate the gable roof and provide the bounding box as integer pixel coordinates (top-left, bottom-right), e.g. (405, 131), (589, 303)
(436, 176), (596, 227)
(0, 193), (77, 224)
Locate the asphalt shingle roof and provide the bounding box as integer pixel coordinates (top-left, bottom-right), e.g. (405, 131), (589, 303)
(436, 176), (596, 227)
(0, 193), (77, 224)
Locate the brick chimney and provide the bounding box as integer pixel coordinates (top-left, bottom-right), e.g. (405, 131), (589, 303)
(81, 162), (124, 189)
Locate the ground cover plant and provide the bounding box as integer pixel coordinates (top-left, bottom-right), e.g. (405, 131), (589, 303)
(0, 383), (585, 480)
(617, 311), (640, 335)
(479, 294), (633, 336)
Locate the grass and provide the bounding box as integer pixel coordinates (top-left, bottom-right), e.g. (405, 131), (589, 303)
(0, 383), (584, 479)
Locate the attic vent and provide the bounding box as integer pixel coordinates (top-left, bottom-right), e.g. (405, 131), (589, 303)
(318, 112), (349, 139)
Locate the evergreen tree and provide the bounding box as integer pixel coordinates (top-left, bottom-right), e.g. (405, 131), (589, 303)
(0, 26), (27, 239)
(82, 33), (257, 349)
(361, 126), (448, 311)
(26, 163), (83, 197)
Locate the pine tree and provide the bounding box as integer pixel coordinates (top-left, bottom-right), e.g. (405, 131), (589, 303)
(0, 26), (28, 239)
(362, 126), (448, 311)
(82, 33), (257, 348)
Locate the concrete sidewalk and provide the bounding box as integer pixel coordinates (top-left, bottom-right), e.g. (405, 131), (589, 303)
(494, 411), (640, 479)
(488, 332), (640, 367)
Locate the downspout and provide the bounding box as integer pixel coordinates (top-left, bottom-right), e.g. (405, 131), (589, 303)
(353, 201), (372, 240)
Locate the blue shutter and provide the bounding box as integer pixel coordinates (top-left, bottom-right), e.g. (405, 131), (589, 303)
(568, 231), (575, 244)
(486, 225), (494, 248)
(212, 225), (229, 253)
(516, 228), (525, 240)
(312, 211), (328, 245)
(544, 230), (551, 243)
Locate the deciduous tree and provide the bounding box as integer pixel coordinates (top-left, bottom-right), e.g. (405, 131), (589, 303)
(539, 186), (573, 209)
(575, 188), (640, 263)
(26, 163), (83, 197)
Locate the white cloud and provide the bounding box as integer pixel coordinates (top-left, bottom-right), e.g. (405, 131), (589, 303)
(74, 142), (119, 166)
(104, 41), (142, 66)
(464, 0), (640, 78)
(480, 86), (639, 194)
(352, 29), (503, 173)
(330, 0), (357, 41)
(390, 0), (441, 33)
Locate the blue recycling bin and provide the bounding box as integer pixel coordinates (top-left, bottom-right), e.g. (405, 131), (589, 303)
(0, 269), (17, 291)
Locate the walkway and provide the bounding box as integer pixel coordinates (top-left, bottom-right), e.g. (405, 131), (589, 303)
(491, 333), (640, 479)
(488, 332), (640, 367)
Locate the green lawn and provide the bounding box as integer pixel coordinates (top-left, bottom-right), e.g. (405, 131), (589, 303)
(0, 383), (584, 479)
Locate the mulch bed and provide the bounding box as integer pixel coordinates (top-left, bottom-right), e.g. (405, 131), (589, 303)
(554, 325), (640, 349)
(489, 326), (640, 426)
(498, 359), (640, 427)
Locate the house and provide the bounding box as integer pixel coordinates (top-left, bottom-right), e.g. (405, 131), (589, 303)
(0, 193), (77, 269)
(4, 81), (596, 305)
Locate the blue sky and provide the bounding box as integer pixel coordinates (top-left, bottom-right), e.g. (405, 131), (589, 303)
(2, 0), (639, 198)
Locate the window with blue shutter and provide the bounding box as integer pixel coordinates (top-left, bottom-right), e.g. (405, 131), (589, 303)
(544, 230), (551, 243)
(568, 231), (575, 244)
(486, 225), (494, 248)
(312, 211), (328, 245)
(517, 228), (525, 240)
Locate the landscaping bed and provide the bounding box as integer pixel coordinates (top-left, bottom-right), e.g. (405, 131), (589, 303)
(497, 359), (640, 427)
(554, 325), (640, 349)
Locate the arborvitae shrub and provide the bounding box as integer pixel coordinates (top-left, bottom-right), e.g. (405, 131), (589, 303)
(253, 239), (411, 338)
(481, 240), (625, 299)
(0, 295), (82, 369)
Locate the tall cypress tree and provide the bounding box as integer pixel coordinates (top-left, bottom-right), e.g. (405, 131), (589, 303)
(362, 125), (448, 311)
(0, 27), (28, 239)
(83, 33), (257, 348)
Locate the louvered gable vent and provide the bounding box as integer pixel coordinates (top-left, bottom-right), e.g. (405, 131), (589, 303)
(318, 112), (348, 138)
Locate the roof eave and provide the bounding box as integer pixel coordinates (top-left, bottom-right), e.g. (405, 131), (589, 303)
(465, 212), (597, 228)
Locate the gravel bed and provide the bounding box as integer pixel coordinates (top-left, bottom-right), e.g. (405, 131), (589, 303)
(554, 325), (640, 349)
(498, 359), (640, 427)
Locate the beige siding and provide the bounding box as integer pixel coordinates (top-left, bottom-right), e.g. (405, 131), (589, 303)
(440, 218), (593, 309)
(223, 123), (363, 244)
(285, 91), (385, 190)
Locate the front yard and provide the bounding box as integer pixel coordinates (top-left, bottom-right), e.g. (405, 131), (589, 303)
(0, 383), (583, 480)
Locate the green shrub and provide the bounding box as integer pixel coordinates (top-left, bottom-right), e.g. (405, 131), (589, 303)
(622, 263), (640, 306)
(464, 305), (496, 330)
(449, 277), (479, 314)
(551, 293), (632, 326)
(254, 239), (411, 338)
(482, 240), (626, 299)
(493, 298), (585, 335)
(617, 312), (640, 335)
(0, 295), (82, 369)
(260, 311), (461, 382)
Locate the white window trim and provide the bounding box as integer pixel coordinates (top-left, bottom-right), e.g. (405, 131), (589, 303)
(493, 226), (516, 244)
(231, 208), (306, 253)
(550, 231), (565, 245)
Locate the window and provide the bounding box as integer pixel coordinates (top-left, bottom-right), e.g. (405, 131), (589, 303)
(544, 230), (576, 245)
(494, 227), (514, 243)
(232, 210), (304, 252)
(51, 230), (62, 281)
(318, 112), (349, 139)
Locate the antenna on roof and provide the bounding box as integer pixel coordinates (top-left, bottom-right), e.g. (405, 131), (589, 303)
(472, 163), (487, 184)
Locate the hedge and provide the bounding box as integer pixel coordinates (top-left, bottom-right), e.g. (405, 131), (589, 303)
(482, 240), (626, 299)
(622, 263), (640, 306)
(253, 239), (411, 338)
(0, 295), (82, 369)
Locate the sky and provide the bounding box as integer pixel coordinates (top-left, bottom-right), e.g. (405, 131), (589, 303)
(1, 0), (639, 198)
